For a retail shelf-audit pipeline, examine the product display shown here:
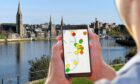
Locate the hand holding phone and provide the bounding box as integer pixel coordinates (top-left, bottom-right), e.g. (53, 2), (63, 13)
(62, 25), (92, 77)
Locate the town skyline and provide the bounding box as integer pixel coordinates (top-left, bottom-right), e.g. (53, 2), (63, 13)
(0, 0), (120, 40)
(0, 0), (122, 24)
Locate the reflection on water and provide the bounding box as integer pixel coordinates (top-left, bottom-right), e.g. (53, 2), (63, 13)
(16, 43), (21, 84)
(0, 41), (55, 84)
(0, 39), (131, 83)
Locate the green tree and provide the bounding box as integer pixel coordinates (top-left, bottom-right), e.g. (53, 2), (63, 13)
(125, 48), (137, 61)
(29, 55), (50, 81)
(112, 57), (124, 64)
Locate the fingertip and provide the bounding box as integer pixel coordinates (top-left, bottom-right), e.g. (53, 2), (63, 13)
(57, 35), (62, 41)
(88, 29), (99, 42)
(88, 28), (93, 35)
(56, 41), (63, 48)
(88, 29), (95, 39)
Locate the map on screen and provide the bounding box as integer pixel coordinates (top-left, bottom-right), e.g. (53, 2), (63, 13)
(63, 29), (91, 74)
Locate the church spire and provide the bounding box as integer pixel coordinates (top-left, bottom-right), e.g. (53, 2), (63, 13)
(60, 16), (64, 32)
(49, 16), (52, 37)
(49, 16), (52, 25)
(61, 16), (64, 27)
(17, 0), (22, 15)
(16, 0), (26, 37)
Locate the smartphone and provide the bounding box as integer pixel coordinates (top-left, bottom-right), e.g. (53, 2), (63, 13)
(62, 25), (92, 77)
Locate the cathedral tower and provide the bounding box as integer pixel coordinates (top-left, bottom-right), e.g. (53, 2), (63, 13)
(60, 17), (64, 34)
(16, 0), (26, 37)
(61, 17), (64, 31)
(49, 16), (52, 37)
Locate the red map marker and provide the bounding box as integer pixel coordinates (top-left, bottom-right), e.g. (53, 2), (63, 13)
(83, 31), (87, 35)
(72, 32), (76, 37)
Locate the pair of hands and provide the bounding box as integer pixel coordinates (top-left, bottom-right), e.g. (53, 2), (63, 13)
(46, 29), (116, 84)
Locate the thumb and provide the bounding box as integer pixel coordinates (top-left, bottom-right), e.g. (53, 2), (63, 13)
(51, 41), (65, 71)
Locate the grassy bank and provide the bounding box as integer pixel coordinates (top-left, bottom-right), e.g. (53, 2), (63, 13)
(0, 38), (56, 43)
(29, 64), (123, 84)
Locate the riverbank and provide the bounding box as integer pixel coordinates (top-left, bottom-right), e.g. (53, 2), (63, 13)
(0, 38), (57, 43)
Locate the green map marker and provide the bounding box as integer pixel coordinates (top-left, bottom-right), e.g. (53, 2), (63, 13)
(79, 39), (83, 44)
(65, 68), (70, 73)
(74, 43), (78, 47)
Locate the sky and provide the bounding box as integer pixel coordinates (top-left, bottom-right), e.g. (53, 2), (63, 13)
(0, 0), (122, 24)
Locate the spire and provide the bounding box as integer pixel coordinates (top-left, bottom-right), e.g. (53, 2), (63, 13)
(17, 0), (22, 15)
(16, 0), (25, 37)
(60, 16), (64, 32)
(49, 16), (52, 37)
(61, 16), (64, 27)
(49, 16), (52, 25)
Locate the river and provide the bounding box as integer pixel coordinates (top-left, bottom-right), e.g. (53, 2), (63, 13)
(0, 38), (131, 84)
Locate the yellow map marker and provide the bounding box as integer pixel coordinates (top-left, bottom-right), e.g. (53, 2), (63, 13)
(73, 61), (78, 65)
(66, 64), (70, 68)
(74, 51), (79, 55)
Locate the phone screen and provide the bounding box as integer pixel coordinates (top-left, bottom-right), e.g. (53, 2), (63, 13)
(63, 29), (91, 76)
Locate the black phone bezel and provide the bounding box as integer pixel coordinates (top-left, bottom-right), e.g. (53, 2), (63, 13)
(62, 25), (92, 78)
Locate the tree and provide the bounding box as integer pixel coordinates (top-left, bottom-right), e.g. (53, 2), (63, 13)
(112, 57), (124, 64)
(125, 48), (137, 61)
(29, 55), (50, 81)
